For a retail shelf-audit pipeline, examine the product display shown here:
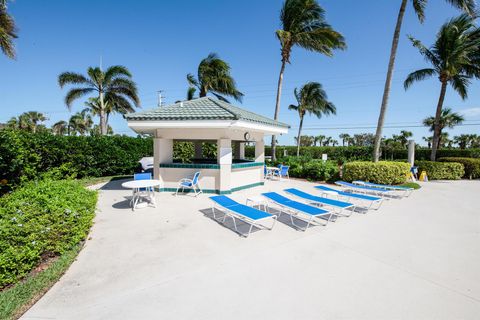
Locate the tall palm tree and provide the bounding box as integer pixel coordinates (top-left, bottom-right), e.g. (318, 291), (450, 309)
(187, 53), (243, 103)
(0, 0), (17, 59)
(423, 107), (464, 150)
(58, 65), (140, 135)
(288, 82), (336, 156)
(404, 15), (480, 160)
(323, 136), (332, 146)
(339, 133), (351, 146)
(271, 0), (346, 161)
(372, 0), (476, 162)
(52, 120), (68, 135)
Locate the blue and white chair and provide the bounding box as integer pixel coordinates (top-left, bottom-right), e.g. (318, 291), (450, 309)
(131, 173), (156, 208)
(274, 165), (290, 180)
(264, 165), (273, 179)
(176, 171), (202, 196)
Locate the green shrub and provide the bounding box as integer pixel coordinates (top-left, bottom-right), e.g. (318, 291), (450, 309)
(0, 130), (152, 191)
(343, 161), (411, 185)
(0, 179), (97, 288)
(245, 146), (480, 161)
(438, 157), (480, 179)
(272, 156), (339, 181)
(415, 160), (464, 180)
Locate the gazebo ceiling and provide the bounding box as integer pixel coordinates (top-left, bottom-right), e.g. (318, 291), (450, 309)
(125, 97), (289, 135)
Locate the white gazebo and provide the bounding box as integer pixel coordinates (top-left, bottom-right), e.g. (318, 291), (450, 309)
(125, 97), (289, 194)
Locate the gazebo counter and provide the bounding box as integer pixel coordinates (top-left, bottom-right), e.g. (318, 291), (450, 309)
(158, 162), (264, 194)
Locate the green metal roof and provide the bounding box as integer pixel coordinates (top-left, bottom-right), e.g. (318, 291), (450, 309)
(125, 97), (290, 128)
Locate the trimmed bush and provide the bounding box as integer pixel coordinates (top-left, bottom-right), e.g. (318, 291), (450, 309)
(0, 179), (97, 288)
(273, 156), (339, 182)
(245, 146), (480, 161)
(343, 161), (411, 185)
(0, 130), (153, 191)
(438, 157), (480, 179)
(415, 160), (464, 180)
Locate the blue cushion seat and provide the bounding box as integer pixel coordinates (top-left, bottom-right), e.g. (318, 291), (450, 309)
(210, 196), (272, 220)
(284, 188), (353, 209)
(261, 192), (329, 216)
(315, 185), (381, 201)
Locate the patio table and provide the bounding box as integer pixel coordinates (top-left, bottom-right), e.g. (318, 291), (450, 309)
(121, 179), (161, 211)
(267, 167), (280, 180)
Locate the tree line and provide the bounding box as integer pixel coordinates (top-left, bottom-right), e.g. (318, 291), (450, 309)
(2, 0), (479, 161)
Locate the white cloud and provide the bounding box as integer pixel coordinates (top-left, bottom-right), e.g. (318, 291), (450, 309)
(459, 107), (480, 118)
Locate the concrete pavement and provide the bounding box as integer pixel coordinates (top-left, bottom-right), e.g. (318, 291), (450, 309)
(22, 179), (480, 319)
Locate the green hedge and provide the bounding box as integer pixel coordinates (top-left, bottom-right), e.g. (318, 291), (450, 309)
(0, 130), (153, 191)
(415, 161), (464, 180)
(343, 161), (410, 185)
(438, 157), (480, 179)
(246, 146), (480, 161)
(273, 157), (339, 182)
(0, 179), (97, 288)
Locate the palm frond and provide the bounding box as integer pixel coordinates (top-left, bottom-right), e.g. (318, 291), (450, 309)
(58, 72), (93, 88)
(412, 0), (427, 23)
(0, 9), (17, 59)
(445, 0), (477, 16)
(403, 68), (436, 90)
(104, 65), (132, 84)
(449, 75), (470, 99)
(64, 88), (94, 109)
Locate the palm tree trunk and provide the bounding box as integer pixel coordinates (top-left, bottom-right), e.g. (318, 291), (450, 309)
(431, 81), (448, 161)
(99, 91), (107, 135)
(372, 0), (408, 162)
(271, 59), (287, 161)
(296, 115), (304, 157)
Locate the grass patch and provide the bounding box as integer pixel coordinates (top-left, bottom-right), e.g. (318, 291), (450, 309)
(79, 175), (131, 187)
(0, 244), (81, 320)
(399, 182), (421, 189)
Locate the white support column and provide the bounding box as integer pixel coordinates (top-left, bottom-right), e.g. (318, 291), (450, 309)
(239, 142), (245, 160)
(194, 141), (203, 159)
(408, 140), (415, 167)
(255, 139), (265, 181)
(153, 137), (173, 187)
(255, 139), (265, 163)
(217, 138), (232, 193)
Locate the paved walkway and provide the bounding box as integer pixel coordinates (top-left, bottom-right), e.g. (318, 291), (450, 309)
(23, 179), (480, 319)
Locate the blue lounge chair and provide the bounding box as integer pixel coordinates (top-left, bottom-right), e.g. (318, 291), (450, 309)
(176, 171), (202, 196)
(261, 192), (333, 231)
(352, 181), (413, 197)
(315, 185), (383, 210)
(210, 195), (277, 237)
(335, 181), (393, 197)
(284, 188), (355, 216)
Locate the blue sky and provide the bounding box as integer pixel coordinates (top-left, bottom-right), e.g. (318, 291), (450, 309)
(1, 0), (479, 145)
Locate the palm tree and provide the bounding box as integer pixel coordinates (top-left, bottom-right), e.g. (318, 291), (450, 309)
(294, 135), (314, 147)
(331, 139), (339, 147)
(0, 0), (17, 59)
(339, 133), (351, 146)
(423, 107), (464, 150)
(271, 0), (346, 161)
(68, 109), (94, 136)
(404, 15), (480, 160)
(84, 96), (134, 130)
(314, 134), (326, 147)
(187, 53), (243, 103)
(10, 111), (48, 133)
(58, 65), (140, 135)
(52, 120), (68, 135)
(372, 0), (476, 162)
(423, 136), (433, 148)
(323, 136), (332, 146)
(288, 82), (336, 156)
